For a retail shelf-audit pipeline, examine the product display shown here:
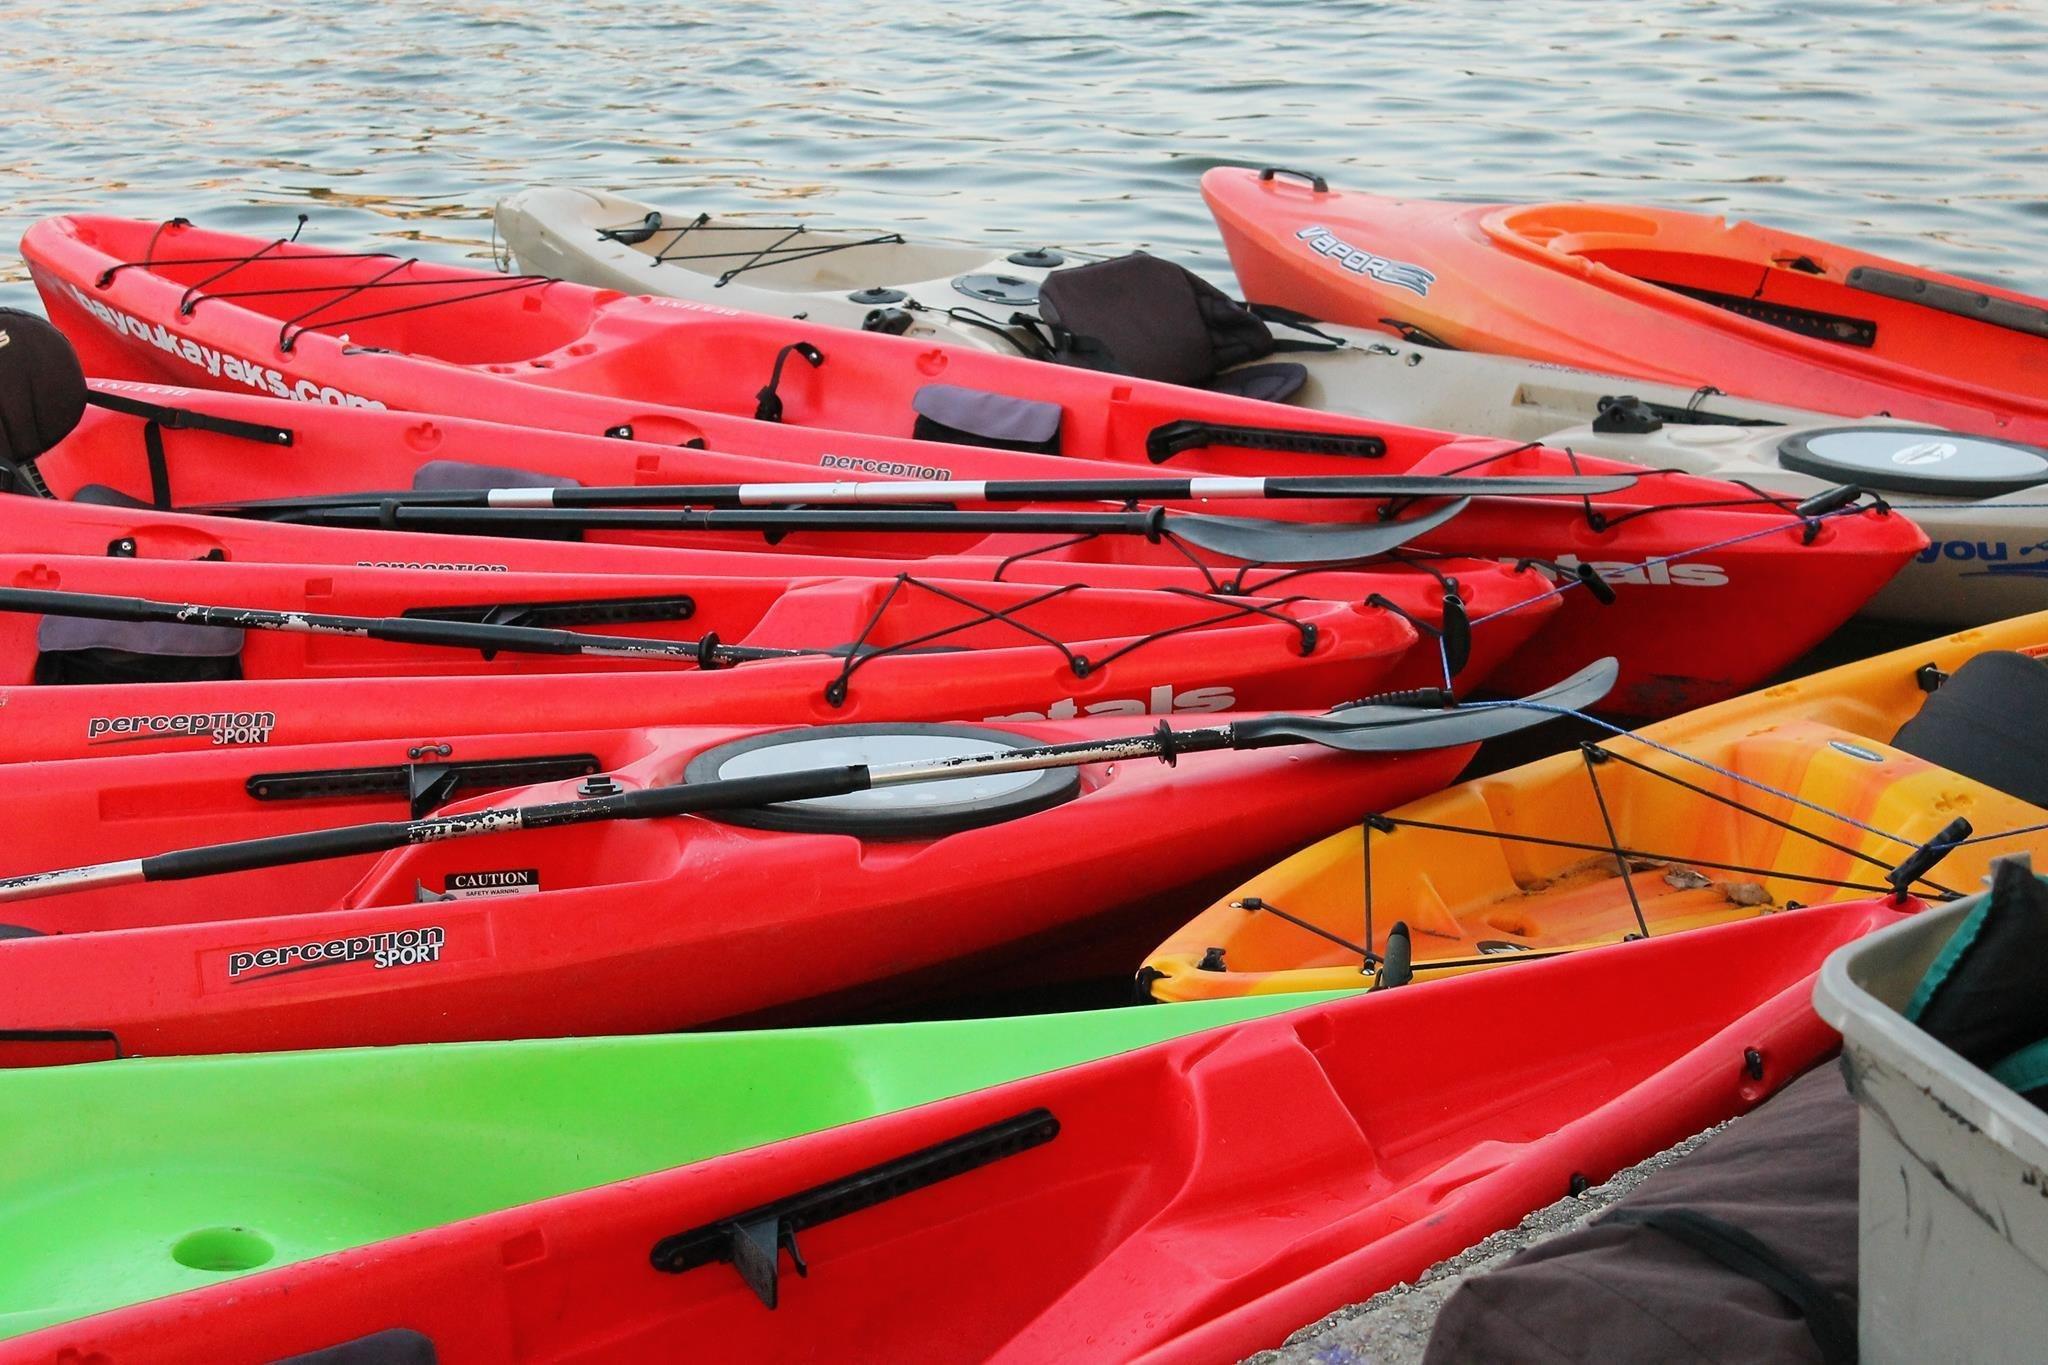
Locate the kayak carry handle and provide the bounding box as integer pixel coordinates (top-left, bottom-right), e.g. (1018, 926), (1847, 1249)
(1793, 483), (1864, 520)
(1886, 816), (1973, 905)
(755, 341), (825, 423)
(650, 1107), (1059, 1308)
(1258, 167), (1329, 194)
(1146, 418), (1387, 464)
(599, 211), (665, 247)
(1369, 922), (1413, 990)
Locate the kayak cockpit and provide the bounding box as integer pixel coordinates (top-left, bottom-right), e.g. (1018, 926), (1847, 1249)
(1487, 202), (2048, 396)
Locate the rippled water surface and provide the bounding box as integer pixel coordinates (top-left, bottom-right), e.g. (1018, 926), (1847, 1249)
(3, 0), (2044, 312)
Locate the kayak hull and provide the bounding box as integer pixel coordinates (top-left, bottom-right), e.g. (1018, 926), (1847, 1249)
(496, 185), (1022, 342)
(22, 218), (1928, 714)
(503, 187), (2021, 627)
(1145, 611), (2048, 1002)
(0, 991), (1329, 1340)
(0, 714), (1472, 1060)
(0, 549), (1420, 753)
(0, 898), (1908, 1364)
(1202, 167), (2048, 444)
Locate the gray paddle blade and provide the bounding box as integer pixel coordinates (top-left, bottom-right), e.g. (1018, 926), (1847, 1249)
(1170, 497), (1468, 564)
(1234, 657), (1620, 753)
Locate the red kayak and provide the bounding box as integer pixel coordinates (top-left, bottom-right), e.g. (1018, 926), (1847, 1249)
(0, 705), (1493, 1062)
(17, 366), (1926, 712)
(1204, 166), (2048, 443)
(0, 896), (1908, 1361)
(0, 547), (1413, 701)
(0, 490), (1555, 690)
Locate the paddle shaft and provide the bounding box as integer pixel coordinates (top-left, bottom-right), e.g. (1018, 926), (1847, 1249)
(0, 586), (804, 666)
(0, 658), (1617, 904)
(296, 505), (1178, 536)
(201, 472), (1635, 516)
(273, 497), (1473, 566)
(0, 727), (1243, 902)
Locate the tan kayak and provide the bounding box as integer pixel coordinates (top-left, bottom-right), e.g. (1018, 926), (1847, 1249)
(498, 185), (2048, 627)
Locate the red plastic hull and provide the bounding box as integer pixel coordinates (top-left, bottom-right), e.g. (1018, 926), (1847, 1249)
(1, 897), (1908, 1360)
(19, 220), (1928, 713)
(0, 716), (1471, 1061)
(0, 490), (1559, 693)
(0, 551), (1420, 749)
(1203, 166), (2048, 442)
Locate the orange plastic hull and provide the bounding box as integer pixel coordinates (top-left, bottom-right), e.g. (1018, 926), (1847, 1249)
(1205, 168), (2048, 443)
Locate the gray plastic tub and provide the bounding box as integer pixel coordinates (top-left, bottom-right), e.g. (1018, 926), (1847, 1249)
(1814, 875), (2048, 1365)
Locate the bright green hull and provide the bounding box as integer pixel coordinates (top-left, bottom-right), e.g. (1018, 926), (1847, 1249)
(0, 993), (1332, 1338)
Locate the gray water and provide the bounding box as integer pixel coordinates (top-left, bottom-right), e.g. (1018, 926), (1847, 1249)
(2, 0), (2044, 314)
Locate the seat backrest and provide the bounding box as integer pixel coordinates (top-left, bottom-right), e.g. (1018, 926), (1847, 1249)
(1893, 651), (2048, 809)
(1037, 252), (1278, 388)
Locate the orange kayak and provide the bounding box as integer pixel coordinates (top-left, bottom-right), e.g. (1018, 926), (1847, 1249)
(1205, 167), (2048, 445)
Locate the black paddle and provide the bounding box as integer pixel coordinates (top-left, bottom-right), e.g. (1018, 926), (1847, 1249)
(0, 585), (806, 667)
(0, 658), (1616, 904)
(187, 471), (1637, 517)
(262, 499), (1472, 566)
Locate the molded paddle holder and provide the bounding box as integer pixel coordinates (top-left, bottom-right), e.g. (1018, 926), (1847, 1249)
(1887, 816), (1973, 905)
(1847, 265), (2048, 341)
(650, 1108), (1060, 1308)
(1146, 418), (1386, 464)
(246, 753), (604, 818)
(403, 594), (697, 631)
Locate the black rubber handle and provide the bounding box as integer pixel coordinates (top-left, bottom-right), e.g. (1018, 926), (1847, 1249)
(1258, 167), (1329, 193)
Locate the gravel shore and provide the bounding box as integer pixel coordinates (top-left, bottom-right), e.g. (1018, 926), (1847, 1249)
(1241, 1127), (1722, 1365)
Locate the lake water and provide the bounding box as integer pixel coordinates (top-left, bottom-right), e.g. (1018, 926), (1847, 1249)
(3, 0), (2044, 314)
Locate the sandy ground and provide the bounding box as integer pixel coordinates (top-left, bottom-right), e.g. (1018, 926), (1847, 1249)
(1240, 1126), (1722, 1365)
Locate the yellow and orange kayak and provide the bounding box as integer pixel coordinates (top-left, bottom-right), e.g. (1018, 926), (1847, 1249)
(1142, 611), (2048, 1001)
(1204, 167), (2048, 445)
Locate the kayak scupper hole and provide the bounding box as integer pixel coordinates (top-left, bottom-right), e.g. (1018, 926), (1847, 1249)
(171, 1226), (274, 1274)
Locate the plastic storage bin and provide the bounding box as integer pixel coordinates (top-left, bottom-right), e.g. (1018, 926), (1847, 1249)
(1814, 880), (2048, 1365)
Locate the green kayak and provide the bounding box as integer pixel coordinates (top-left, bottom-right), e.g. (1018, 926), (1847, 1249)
(0, 992), (1331, 1339)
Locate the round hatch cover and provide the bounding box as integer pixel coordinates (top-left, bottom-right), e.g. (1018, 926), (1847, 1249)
(847, 286), (907, 306)
(952, 273), (1041, 308)
(1778, 426), (2048, 498)
(1007, 248), (1066, 269)
(682, 722), (1079, 838)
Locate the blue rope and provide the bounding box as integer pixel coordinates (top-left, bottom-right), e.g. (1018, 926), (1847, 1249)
(1890, 501), (2048, 511)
